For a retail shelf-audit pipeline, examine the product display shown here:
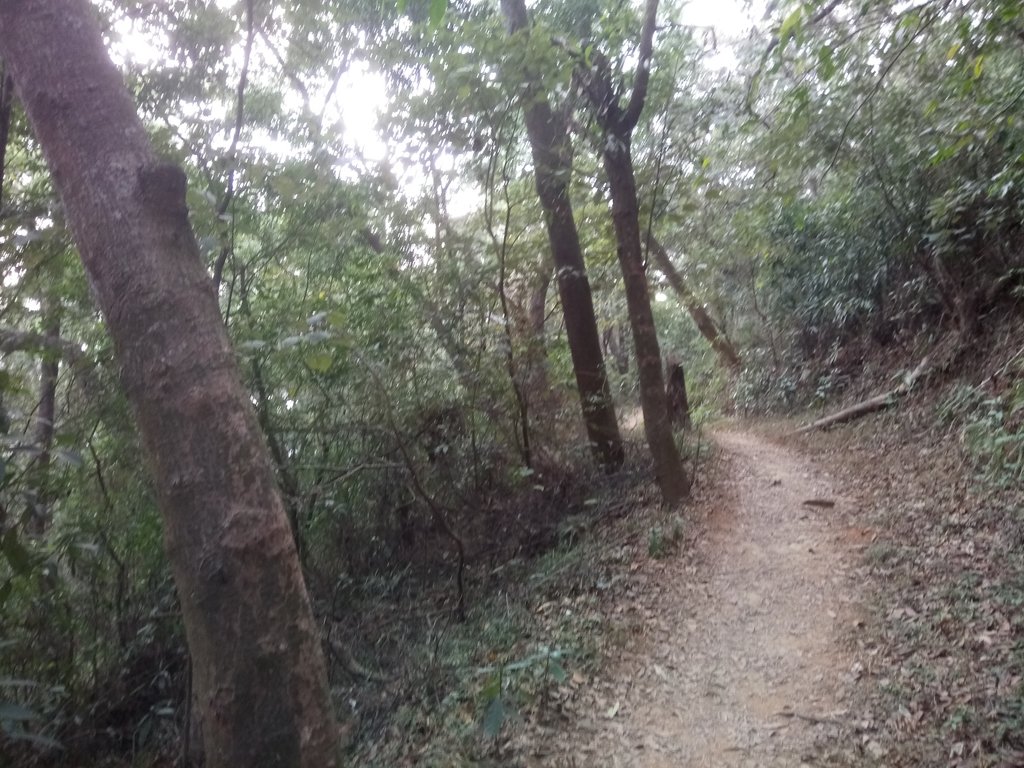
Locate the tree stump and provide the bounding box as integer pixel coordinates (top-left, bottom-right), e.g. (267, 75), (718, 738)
(666, 361), (692, 430)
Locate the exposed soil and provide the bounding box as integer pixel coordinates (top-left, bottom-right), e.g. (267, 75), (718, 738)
(529, 428), (864, 766)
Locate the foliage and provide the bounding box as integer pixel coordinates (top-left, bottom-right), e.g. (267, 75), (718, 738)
(939, 368), (1024, 488)
(2, 0), (1024, 763)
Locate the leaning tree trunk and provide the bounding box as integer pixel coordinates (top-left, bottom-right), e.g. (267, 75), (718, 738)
(0, 3), (339, 767)
(647, 234), (742, 373)
(501, 0), (624, 473)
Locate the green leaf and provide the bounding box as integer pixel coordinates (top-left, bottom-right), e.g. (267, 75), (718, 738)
(548, 660), (567, 683)
(481, 695), (505, 737)
(971, 54), (984, 80)
(777, 8), (803, 51)
(304, 351), (333, 373)
(817, 45), (836, 81)
(1, 531), (32, 576)
(480, 673), (501, 700)
(428, 0), (446, 27)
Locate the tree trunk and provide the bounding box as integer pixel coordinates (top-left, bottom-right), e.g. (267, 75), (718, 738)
(500, 0), (624, 473)
(519, 259), (561, 439)
(603, 323), (630, 375)
(665, 360), (691, 430)
(0, 3), (339, 767)
(25, 301), (60, 535)
(523, 259), (553, 398)
(0, 61), (14, 211)
(647, 235), (742, 372)
(576, 0), (687, 503)
(604, 141), (689, 503)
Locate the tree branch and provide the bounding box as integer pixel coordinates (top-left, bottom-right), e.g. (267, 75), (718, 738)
(620, 0), (659, 131)
(213, 0), (257, 293)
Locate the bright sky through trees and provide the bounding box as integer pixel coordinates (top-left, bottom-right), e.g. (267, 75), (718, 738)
(342, 0), (761, 159)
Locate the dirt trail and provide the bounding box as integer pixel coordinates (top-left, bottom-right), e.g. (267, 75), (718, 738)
(540, 428), (860, 767)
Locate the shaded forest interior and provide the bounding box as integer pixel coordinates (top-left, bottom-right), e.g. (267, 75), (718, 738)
(3, 0), (1024, 765)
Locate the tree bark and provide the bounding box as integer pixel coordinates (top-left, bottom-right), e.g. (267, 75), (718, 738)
(523, 258), (553, 399)
(501, 0), (624, 473)
(25, 301), (60, 535)
(0, 61), (14, 211)
(604, 142), (689, 503)
(578, 0), (688, 503)
(666, 361), (691, 431)
(0, 3), (339, 767)
(647, 235), (743, 372)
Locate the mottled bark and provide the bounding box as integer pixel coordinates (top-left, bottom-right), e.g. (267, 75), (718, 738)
(647, 235), (742, 372)
(501, 0), (624, 473)
(0, 3), (339, 766)
(578, 0), (688, 504)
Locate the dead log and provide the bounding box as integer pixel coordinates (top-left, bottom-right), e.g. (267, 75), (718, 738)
(796, 356), (930, 434)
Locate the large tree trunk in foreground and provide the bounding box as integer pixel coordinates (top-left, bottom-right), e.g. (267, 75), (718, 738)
(501, 0), (624, 473)
(0, 3), (339, 766)
(647, 235), (742, 373)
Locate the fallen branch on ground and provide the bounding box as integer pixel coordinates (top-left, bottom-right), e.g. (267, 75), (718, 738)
(795, 355), (931, 434)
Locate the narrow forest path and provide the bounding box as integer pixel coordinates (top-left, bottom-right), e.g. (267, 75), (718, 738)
(535, 428), (862, 767)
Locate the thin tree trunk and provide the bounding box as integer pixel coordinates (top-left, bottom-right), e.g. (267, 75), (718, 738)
(523, 258), (553, 398)
(749, 267), (780, 369)
(647, 235), (742, 372)
(26, 301), (59, 535)
(577, 0), (688, 503)
(501, 0), (624, 473)
(0, 3), (339, 766)
(604, 143), (689, 503)
(0, 61), (14, 211)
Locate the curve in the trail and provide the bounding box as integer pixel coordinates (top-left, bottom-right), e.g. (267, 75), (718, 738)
(540, 429), (859, 767)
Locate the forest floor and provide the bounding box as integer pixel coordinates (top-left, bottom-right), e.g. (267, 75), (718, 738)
(521, 426), (865, 766)
(350, 329), (1024, 768)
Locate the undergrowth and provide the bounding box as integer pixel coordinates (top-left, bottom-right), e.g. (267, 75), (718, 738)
(339, 437), (703, 767)
(792, 332), (1024, 766)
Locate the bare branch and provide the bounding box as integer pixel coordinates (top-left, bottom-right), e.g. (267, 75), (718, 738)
(213, 0), (257, 293)
(621, 0), (660, 131)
